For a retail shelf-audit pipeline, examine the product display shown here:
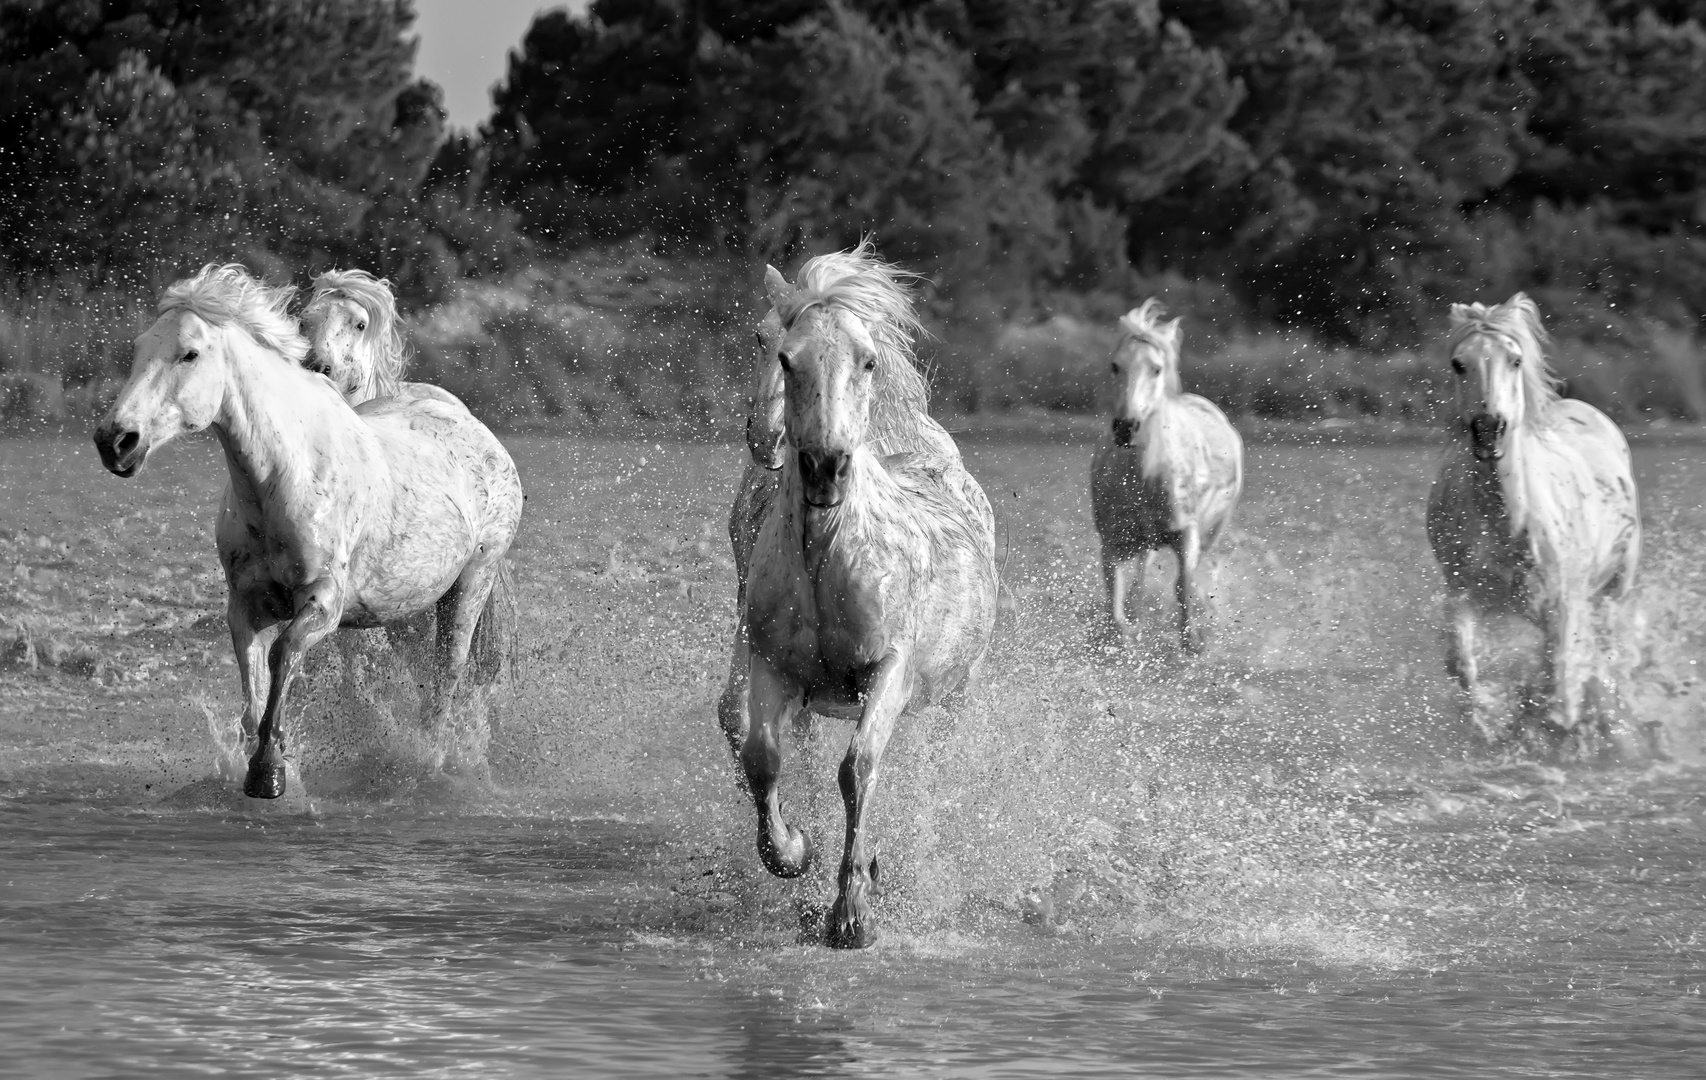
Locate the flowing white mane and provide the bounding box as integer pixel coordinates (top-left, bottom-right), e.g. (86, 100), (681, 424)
(305, 269), (408, 402)
(160, 264), (308, 365)
(1448, 292), (1562, 415)
(1118, 297), (1182, 395)
(779, 239), (931, 430)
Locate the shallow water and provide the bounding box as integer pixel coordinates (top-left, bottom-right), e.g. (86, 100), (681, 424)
(3, 435), (1705, 1076)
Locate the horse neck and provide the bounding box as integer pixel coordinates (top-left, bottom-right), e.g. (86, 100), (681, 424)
(211, 336), (340, 510)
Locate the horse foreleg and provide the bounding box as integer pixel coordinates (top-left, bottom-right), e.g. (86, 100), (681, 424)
(741, 653), (813, 878)
(1176, 526), (1206, 655)
(1099, 550), (1144, 641)
(1444, 594), (1502, 744)
(828, 652), (908, 950)
(228, 599), (276, 747)
(717, 607), (752, 764)
(246, 580), (342, 799)
(1443, 593), (1477, 692)
(1545, 596), (1590, 751)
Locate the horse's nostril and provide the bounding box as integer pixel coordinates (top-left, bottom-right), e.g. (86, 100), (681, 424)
(116, 431), (139, 456)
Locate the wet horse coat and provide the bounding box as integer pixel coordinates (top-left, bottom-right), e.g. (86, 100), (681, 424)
(1090, 300), (1243, 653)
(94, 265), (523, 797)
(1426, 292), (1642, 751)
(301, 269), (462, 409)
(721, 244), (997, 948)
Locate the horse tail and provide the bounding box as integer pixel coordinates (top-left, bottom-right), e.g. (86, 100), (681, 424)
(470, 556), (519, 685)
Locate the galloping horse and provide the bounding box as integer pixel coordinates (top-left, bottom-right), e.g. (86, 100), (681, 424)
(94, 265), (524, 798)
(722, 244), (998, 948)
(300, 269), (459, 407)
(1427, 293), (1642, 753)
(719, 251), (962, 744)
(1090, 300), (1243, 654)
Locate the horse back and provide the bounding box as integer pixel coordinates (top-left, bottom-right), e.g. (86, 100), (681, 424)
(347, 394), (523, 616)
(1537, 400), (1639, 596)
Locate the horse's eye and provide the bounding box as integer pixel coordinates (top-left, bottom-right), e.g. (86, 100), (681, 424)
(1110, 362), (1119, 374)
(1450, 357), (1465, 375)
(1510, 355), (1522, 368)
(180, 349), (199, 363)
(354, 321), (367, 332)
(863, 358), (876, 372)
(777, 350), (793, 372)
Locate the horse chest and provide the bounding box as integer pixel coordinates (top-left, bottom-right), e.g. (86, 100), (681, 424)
(747, 532), (896, 694)
(1092, 456), (1175, 550)
(1431, 478), (1535, 609)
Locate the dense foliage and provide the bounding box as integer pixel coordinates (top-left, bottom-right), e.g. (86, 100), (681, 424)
(486, 0), (1706, 342)
(0, 0), (523, 296)
(0, 0), (1700, 350)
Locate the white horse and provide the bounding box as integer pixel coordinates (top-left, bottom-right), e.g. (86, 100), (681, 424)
(1089, 299), (1243, 654)
(719, 250), (962, 757)
(94, 265), (524, 798)
(1427, 293), (1644, 754)
(724, 243), (997, 948)
(300, 269), (459, 407)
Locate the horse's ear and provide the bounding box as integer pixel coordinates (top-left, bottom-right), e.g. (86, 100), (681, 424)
(1118, 308), (1147, 338)
(1448, 303), (1473, 327)
(764, 265), (792, 309)
(1164, 316), (1183, 347)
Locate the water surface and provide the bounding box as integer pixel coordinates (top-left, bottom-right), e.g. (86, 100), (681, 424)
(2, 436), (1703, 1076)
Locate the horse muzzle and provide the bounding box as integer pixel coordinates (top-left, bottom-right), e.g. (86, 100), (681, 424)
(1467, 414), (1507, 461)
(1111, 417), (1138, 448)
(93, 422), (147, 477)
(798, 447), (850, 508)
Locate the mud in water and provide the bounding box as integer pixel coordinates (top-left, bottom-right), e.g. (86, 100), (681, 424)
(2, 434), (1703, 1076)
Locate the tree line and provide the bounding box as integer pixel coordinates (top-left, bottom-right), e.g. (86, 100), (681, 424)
(3, 0), (1703, 348)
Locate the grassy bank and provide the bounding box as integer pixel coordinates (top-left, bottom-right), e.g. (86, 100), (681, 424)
(4, 246), (1704, 436)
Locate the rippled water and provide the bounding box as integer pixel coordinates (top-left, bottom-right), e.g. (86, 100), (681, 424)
(3, 435), (1704, 1076)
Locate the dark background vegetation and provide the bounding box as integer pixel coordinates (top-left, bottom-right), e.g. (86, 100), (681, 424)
(2, 0), (1704, 428)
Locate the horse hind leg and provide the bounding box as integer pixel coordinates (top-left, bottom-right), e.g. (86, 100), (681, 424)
(424, 559), (503, 770)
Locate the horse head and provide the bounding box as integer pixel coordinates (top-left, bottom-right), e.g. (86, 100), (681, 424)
(302, 270), (406, 405)
(95, 265), (304, 477)
(1447, 293), (1556, 462)
(1109, 298), (1182, 447)
(777, 300), (882, 509)
(744, 266), (790, 470)
(769, 242), (927, 508)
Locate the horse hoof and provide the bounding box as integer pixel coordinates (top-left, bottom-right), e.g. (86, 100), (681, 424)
(758, 825), (814, 879)
(243, 762), (287, 800)
(826, 900), (873, 950)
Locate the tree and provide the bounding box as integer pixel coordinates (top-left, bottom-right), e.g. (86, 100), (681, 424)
(0, 0), (506, 296)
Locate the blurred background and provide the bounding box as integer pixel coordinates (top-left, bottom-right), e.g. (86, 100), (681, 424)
(2, 0), (1704, 431)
